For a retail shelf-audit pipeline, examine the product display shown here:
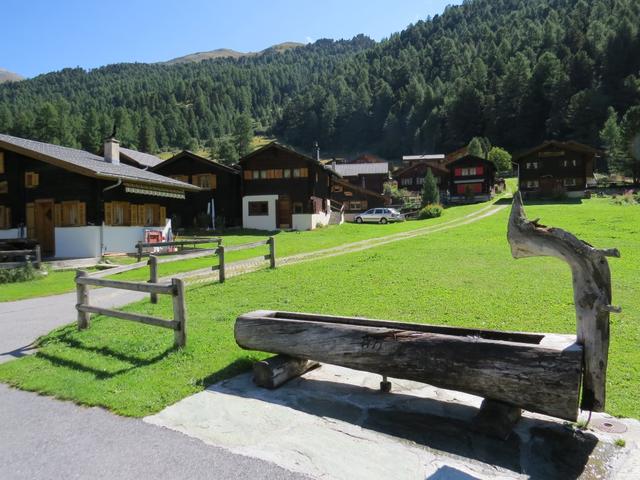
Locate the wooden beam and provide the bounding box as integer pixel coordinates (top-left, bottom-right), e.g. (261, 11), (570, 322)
(76, 276), (174, 294)
(235, 311), (583, 420)
(224, 240), (270, 252)
(77, 305), (179, 330)
(253, 355), (319, 389)
(507, 192), (618, 412)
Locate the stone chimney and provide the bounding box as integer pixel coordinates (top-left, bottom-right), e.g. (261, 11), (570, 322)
(104, 137), (120, 165)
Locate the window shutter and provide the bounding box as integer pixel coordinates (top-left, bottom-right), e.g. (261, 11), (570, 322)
(104, 202), (113, 225)
(123, 202), (131, 225)
(191, 174), (199, 186)
(210, 174), (217, 189)
(54, 204), (62, 227)
(476, 166), (484, 175)
(300, 168), (309, 178)
(160, 206), (167, 224)
(0, 152), (4, 174)
(78, 202), (86, 225)
(138, 205), (145, 225)
(26, 203), (35, 237)
(130, 204), (138, 226)
(455, 168), (462, 176)
(243, 170), (252, 180)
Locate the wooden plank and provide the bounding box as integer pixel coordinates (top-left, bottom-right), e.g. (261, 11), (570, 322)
(253, 355), (319, 389)
(508, 192), (618, 412)
(137, 239), (220, 249)
(76, 270), (91, 330)
(224, 240), (270, 252)
(0, 249), (37, 255)
(76, 276), (174, 294)
(172, 278), (187, 347)
(89, 260), (148, 278)
(234, 312), (583, 421)
(77, 305), (179, 330)
(156, 249), (217, 264)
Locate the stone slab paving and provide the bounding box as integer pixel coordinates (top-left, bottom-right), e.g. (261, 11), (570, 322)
(146, 364), (640, 480)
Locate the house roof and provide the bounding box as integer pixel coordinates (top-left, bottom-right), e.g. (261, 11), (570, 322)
(152, 150), (240, 175)
(333, 178), (385, 200)
(119, 147), (164, 168)
(402, 154), (445, 162)
(239, 141), (340, 177)
(448, 154), (496, 168)
(513, 140), (602, 161)
(0, 133), (199, 191)
(393, 161), (449, 178)
(329, 162), (389, 176)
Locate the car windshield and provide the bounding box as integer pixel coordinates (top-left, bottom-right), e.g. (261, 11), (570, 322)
(388, 208), (400, 214)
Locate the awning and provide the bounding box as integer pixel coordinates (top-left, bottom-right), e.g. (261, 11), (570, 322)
(124, 183), (185, 199)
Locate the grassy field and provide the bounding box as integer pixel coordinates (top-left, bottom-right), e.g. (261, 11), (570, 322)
(0, 200), (491, 302)
(0, 197), (637, 419)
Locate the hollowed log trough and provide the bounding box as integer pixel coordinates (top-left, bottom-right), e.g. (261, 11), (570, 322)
(234, 193), (619, 423)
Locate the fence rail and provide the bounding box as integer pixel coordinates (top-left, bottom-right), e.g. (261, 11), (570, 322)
(0, 245), (41, 269)
(75, 270), (187, 347)
(215, 237), (275, 283)
(136, 237), (222, 261)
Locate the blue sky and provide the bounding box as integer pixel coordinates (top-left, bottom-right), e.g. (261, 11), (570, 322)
(1, 0), (460, 78)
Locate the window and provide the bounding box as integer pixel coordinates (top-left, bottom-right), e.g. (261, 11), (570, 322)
(349, 201), (365, 211)
(0, 151), (4, 174)
(243, 170), (252, 180)
(292, 168), (309, 178)
(563, 178), (577, 187)
(344, 191), (353, 196)
(143, 204), (159, 226)
(260, 170), (268, 179)
(105, 201), (131, 226)
(252, 170), (260, 180)
(0, 181), (7, 194)
(293, 168), (300, 178)
(293, 202), (304, 214)
(0, 205), (9, 229)
(25, 172), (39, 188)
(61, 201), (86, 226)
(170, 175), (189, 183)
(332, 185), (343, 192)
(456, 183), (482, 195)
(526, 162), (539, 170)
(400, 177), (413, 186)
(273, 169), (283, 179)
(416, 177), (424, 185)
(562, 159), (578, 167)
(193, 173), (216, 189)
(248, 201), (269, 216)
(283, 169), (291, 178)
(524, 180), (539, 189)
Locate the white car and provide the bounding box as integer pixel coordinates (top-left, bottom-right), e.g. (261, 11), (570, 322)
(354, 208), (404, 224)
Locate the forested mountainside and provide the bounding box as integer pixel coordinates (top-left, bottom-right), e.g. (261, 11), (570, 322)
(0, 0), (639, 160)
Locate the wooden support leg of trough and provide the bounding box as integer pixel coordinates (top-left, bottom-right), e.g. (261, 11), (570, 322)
(472, 398), (522, 440)
(252, 354), (319, 389)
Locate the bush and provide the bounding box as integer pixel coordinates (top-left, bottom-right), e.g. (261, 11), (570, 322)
(0, 263), (43, 284)
(611, 190), (637, 205)
(418, 203), (443, 219)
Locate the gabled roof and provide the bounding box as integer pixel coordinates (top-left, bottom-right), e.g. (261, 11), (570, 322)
(329, 162), (389, 176)
(152, 150), (240, 175)
(119, 147), (164, 168)
(513, 140), (602, 161)
(0, 133), (199, 191)
(448, 154), (496, 168)
(402, 154), (445, 162)
(333, 178), (385, 200)
(393, 161), (449, 178)
(239, 141), (340, 177)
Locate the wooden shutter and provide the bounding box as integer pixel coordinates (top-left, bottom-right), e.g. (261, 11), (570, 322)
(26, 203), (35, 237)
(455, 168), (462, 176)
(300, 168), (309, 178)
(243, 170), (252, 180)
(54, 204), (62, 226)
(4, 207), (9, 229)
(476, 166), (484, 175)
(210, 174), (217, 189)
(191, 174), (200, 186)
(78, 202), (86, 225)
(130, 204), (138, 226)
(104, 202), (113, 225)
(160, 206), (167, 225)
(123, 202), (131, 225)
(138, 205), (145, 225)
(0, 151), (4, 174)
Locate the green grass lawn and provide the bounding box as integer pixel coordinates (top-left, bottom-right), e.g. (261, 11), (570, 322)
(0, 200), (492, 302)
(0, 197), (637, 419)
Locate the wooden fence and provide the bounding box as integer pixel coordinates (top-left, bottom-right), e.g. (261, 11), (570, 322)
(214, 237), (276, 283)
(75, 270), (187, 347)
(136, 237), (222, 261)
(0, 245), (41, 270)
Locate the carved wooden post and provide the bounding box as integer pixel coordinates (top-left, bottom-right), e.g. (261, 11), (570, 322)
(269, 236), (276, 269)
(75, 270), (91, 330)
(148, 255), (158, 304)
(507, 192), (620, 412)
(172, 278), (187, 348)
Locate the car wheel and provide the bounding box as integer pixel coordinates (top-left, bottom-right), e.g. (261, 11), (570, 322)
(355, 217), (363, 224)
(380, 217), (388, 224)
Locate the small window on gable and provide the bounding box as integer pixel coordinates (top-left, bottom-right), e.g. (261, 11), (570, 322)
(0, 151), (4, 174)
(25, 172), (39, 188)
(193, 174), (216, 189)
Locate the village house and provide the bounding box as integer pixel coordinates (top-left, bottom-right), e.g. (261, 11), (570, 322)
(513, 140), (599, 198)
(447, 154), (496, 203)
(330, 178), (387, 220)
(151, 150), (242, 228)
(393, 162), (449, 195)
(328, 161), (389, 193)
(0, 134), (198, 258)
(401, 153), (445, 167)
(239, 142), (342, 231)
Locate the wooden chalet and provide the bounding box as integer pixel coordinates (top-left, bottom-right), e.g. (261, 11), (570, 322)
(513, 141), (599, 198)
(0, 134), (198, 258)
(401, 153), (446, 167)
(330, 178), (387, 219)
(393, 162), (449, 194)
(239, 142), (341, 231)
(151, 151), (241, 228)
(328, 161), (389, 194)
(447, 154), (496, 203)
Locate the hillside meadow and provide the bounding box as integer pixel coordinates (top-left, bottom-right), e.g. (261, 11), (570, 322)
(0, 198), (637, 419)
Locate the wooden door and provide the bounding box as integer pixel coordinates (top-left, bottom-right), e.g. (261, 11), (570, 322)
(34, 199), (55, 255)
(277, 196), (292, 229)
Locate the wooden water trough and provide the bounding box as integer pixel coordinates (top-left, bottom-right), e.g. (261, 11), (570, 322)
(234, 193), (620, 426)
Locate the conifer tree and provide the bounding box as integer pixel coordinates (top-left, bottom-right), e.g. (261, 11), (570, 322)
(421, 168), (440, 206)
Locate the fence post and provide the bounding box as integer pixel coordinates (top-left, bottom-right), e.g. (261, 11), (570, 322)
(171, 278), (187, 348)
(75, 270), (91, 330)
(269, 236), (276, 269)
(217, 245), (226, 283)
(34, 245), (42, 270)
(148, 255), (158, 304)
(136, 242), (143, 262)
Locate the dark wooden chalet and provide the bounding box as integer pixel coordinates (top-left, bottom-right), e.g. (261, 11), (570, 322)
(447, 154), (496, 203)
(328, 161), (389, 194)
(393, 162), (449, 194)
(330, 178), (387, 218)
(513, 141), (599, 198)
(239, 142), (340, 231)
(151, 150), (241, 228)
(0, 134), (198, 258)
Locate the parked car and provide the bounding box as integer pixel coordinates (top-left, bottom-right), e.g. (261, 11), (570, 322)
(354, 208), (405, 224)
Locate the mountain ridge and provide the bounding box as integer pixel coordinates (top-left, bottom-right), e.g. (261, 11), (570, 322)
(0, 68), (23, 83)
(164, 42), (305, 65)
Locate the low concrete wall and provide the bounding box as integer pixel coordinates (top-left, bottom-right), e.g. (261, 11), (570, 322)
(102, 225), (166, 254)
(243, 195), (278, 231)
(55, 226), (101, 258)
(0, 228), (22, 240)
(292, 211), (331, 231)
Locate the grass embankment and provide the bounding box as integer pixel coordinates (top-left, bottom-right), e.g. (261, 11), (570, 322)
(0, 200), (491, 302)
(0, 198), (637, 419)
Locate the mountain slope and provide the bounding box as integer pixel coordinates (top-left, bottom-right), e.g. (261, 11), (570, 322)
(164, 42), (304, 64)
(0, 68), (23, 83)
